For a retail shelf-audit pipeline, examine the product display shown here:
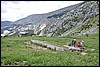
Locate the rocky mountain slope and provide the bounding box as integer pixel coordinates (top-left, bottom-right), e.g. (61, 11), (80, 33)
(2, 1), (99, 37)
(39, 1), (99, 37)
(12, 2), (83, 25)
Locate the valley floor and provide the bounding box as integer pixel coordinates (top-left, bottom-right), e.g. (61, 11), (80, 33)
(1, 33), (99, 66)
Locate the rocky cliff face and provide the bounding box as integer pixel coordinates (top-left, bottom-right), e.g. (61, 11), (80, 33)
(2, 1), (99, 37)
(39, 1), (99, 37)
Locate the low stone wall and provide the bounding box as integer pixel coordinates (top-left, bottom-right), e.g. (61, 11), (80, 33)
(31, 40), (84, 51)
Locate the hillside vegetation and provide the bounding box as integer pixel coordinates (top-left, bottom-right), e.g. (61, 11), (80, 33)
(1, 33), (99, 66)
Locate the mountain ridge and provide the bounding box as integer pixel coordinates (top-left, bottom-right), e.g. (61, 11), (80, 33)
(12, 1), (84, 25)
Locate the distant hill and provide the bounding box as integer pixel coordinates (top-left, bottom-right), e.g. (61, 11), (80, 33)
(1, 21), (12, 28)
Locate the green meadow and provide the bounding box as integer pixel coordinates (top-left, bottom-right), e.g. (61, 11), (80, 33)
(1, 33), (99, 66)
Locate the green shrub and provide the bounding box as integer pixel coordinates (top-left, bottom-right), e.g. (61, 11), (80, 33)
(86, 34), (89, 37)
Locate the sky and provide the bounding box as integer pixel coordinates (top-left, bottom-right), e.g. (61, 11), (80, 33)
(1, 1), (83, 22)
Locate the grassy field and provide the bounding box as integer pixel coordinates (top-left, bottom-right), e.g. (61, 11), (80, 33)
(1, 33), (99, 66)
